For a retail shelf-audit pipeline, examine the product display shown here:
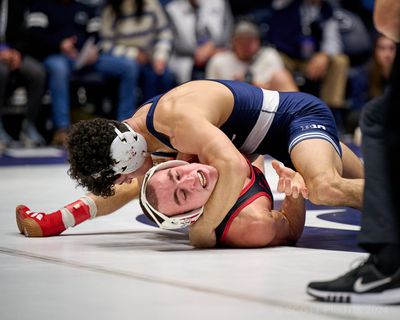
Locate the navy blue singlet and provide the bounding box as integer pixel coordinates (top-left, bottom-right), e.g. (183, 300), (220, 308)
(143, 80), (341, 168)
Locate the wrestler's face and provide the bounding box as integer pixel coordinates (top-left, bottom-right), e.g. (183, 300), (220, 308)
(148, 163), (219, 216)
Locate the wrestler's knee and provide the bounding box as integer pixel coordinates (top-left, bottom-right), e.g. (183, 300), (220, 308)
(306, 173), (342, 206)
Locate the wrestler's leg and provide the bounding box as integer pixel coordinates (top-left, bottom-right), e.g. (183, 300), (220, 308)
(290, 139), (363, 209)
(16, 179), (139, 237)
(340, 142), (364, 179)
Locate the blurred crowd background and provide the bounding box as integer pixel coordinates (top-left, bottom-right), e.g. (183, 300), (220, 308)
(0, 0), (396, 153)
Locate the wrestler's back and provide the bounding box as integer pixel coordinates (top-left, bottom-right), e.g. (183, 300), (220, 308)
(156, 80), (235, 128)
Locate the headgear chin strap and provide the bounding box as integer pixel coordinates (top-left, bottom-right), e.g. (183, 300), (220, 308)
(110, 123), (148, 175)
(140, 160), (204, 230)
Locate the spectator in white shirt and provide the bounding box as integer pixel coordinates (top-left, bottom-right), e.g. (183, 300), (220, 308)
(206, 20), (298, 91)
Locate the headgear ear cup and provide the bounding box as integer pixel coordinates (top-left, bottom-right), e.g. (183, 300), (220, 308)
(110, 123), (148, 175)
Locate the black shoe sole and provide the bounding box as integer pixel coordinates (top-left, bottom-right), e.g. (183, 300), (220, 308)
(307, 287), (400, 305)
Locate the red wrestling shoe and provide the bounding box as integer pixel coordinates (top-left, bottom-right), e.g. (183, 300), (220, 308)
(16, 205), (66, 237)
(16, 198), (97, 237)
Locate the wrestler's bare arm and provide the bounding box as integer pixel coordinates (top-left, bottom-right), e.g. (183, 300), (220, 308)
(156, 85), (249, 248)
(179, 117), (248, 247)
(87, 178), (141, 217)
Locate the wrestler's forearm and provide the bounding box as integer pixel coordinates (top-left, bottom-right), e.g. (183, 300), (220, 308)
(190, 155), (248, 247)
(206, 158), (247, 228)
(180, 121), (249, 247)
(88, 179), (140, 217)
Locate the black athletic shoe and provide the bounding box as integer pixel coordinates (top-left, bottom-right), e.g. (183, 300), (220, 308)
(307, 258), (400, 304)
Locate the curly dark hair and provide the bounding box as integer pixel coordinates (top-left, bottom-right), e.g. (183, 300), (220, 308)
(66, 118), (128, 197)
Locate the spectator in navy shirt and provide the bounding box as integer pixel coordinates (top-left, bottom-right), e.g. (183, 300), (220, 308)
(266, 0), (349, 109)
(27, 0), (139, 146)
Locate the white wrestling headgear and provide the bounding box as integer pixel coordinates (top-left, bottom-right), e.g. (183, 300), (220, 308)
(140, 160), (204, 230)
(110, 123), (148, 175)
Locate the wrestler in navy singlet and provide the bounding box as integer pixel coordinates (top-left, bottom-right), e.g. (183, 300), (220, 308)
(215, 163), (273, 246)
(143, 80), (341, 168)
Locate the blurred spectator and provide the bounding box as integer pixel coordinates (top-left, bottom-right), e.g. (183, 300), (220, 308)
(206, 20), (298, 91)
(368, 34), (397, 99)
(228, 0), (272, 41)
(349, 33), (396, 113)
(348, 34), (397, 146)
(99, 0), (175, 103)
(165, 0), (234, 84)
(0, 0), (47, 150)
(338, 0), (374, 34)
(26, 0), (138, 146)
(334, 6), (372, 67)
(266, 0), (349, 109)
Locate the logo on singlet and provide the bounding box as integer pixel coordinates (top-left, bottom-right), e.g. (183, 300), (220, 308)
(300, 124), (326, 131)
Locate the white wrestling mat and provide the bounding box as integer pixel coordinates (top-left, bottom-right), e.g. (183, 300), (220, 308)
(0, 160), (398, 320)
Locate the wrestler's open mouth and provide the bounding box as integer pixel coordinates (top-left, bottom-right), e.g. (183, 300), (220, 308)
(197, 170), (207, 188)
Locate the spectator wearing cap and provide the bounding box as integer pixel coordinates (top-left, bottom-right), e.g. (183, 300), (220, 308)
(206, 20), (298, 91)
